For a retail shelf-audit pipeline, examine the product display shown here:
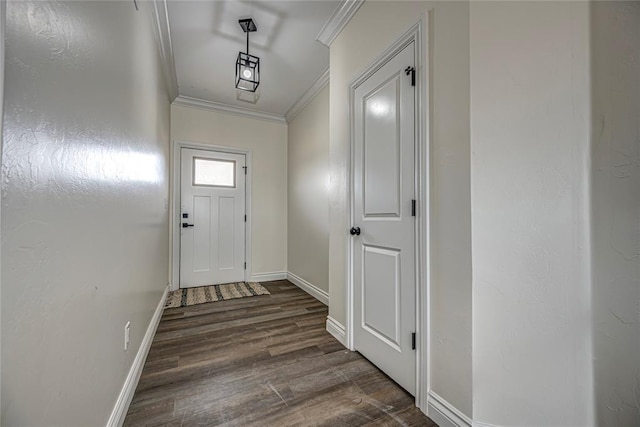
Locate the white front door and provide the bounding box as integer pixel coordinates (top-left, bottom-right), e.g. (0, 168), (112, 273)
(180, 148), (246, 287)
(352, 42), (416, 394)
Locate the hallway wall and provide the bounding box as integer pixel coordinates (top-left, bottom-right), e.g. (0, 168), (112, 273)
(591, 2), (640, 426)
(470, 1), (593, 425)
(287, 85), (330, 294)
(1, 1), (170, 424)
(171, 105), (288, 278)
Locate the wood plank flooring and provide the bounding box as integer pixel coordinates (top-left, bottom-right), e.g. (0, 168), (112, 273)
(124, 280), (437, 426)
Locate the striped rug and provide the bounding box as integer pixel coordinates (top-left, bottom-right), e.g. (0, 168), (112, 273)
(164, 282), (270, 309)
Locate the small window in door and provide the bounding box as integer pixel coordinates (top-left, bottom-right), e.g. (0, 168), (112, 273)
(193, 157), (236, 187)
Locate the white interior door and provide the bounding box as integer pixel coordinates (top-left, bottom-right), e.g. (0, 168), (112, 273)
(352, 42), (416, 394)
(180, 148), (246, 287)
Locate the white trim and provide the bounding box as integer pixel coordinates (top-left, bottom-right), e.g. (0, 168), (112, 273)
(427, 391), (472, 427)
(418, 10), (432, 413)
(285, 68), (330, 123)
(107, 285), (168, 427)
(173, 95), (286, 124)
(472, 422), (500, 427)
(170, 141), (253, 291)
(0, 0), (5, 412)
(250, 271), (287, 282)
(286, 272), (329, 305)
(146, 0), (178, 101)
(346, 19), (428, 408)
(316, 0), (365, 47)
(326, 316), (347, 347)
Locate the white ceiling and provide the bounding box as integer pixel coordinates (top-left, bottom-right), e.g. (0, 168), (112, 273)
(167, 0), (339, 116)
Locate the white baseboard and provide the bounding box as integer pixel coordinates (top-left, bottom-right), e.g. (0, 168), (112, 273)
(472, 422), (500, 427)
(286, 272), (329, 305)
(250, 271), (287, 282)
(326, 316), (347, 347)
(107, 285), (168, 427)
(427, 391), (472, 427)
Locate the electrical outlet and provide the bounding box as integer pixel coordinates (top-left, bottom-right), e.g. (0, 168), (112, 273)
(124, 321), (131, 350)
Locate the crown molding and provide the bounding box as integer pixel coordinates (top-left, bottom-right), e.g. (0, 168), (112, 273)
(316, 0), (365, 47)
(285, 68), (329, 123)
(173, 96), (287, 124)
(146, 0), (178, 102)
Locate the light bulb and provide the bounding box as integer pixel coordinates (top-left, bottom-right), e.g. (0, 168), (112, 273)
(243, 69), (252, 79)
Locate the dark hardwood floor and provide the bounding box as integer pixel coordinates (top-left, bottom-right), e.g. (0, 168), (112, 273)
(124, 280), (437, 426)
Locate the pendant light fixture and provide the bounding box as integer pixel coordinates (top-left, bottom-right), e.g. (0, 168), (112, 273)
(235, 18), (260, 92)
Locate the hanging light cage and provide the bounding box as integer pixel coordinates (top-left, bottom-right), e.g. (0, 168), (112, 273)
(236, 52), (260, 92)
(235, 18), (260, 92)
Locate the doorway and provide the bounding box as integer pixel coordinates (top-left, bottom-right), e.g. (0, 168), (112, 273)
(350, 40), (417, 394)
(346, 21), (428, 408)
(172, 142), (252, 289)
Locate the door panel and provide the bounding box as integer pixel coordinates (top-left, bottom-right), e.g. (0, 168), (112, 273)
(364, 76), (401, 217)
(193, 195), (211, 272)
(353, 42), (416, 394)
(218, 196), (235, 270)
(180, 148), (246, 287)
(362, 244), (401, 348)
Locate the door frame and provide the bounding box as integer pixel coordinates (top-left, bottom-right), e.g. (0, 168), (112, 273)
(170, 140), (253, 291)
(346, 19), (430, 411)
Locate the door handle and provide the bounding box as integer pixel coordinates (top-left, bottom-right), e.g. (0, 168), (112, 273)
(350, 227), (361, 236)
(182, 223), (195, 228)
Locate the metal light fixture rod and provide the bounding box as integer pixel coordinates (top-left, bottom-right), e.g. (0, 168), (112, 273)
(238, 18), (257, 55)
(236, 18), (260, 92)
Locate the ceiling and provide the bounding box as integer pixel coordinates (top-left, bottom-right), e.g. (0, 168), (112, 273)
(167, 1), (340, 116)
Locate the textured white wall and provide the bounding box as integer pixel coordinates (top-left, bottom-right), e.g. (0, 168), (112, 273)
(470, 2), (593, 425)
(329, 0), (472, 417)
(171, 105), (288, 276)
(287, 86), (330, 292)
(591, 2), (640, 426)
(427, 2), (472, 414)
(1, 1), (170, 424)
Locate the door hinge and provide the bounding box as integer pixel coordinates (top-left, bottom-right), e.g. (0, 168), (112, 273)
(244, 215), (247, 222)
(411, 332), (416, 350)
(405, 66), (416, 87)
(243, 166), (247, 175)
(411, 199), (416, 217)
(244, 262), (247, 270)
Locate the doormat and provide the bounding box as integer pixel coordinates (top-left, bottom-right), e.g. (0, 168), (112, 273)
(164, 282), (270, 309)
